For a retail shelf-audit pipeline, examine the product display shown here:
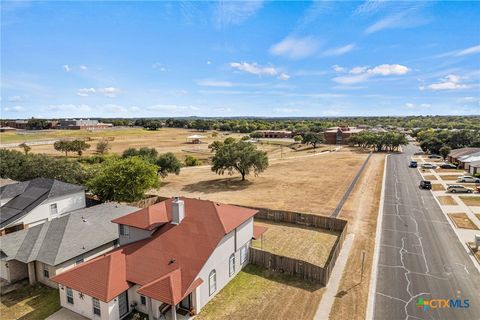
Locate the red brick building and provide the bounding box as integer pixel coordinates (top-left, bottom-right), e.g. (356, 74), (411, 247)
(324, 126), (364, 145)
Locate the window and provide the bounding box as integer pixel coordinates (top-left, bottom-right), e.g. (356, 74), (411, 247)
(66, 287), (74, 304)
(209, 270), (216, 296)
(93, 297), (101, 316)
(50, 203), (58, 215)
(140, 295), (146, 306)
(119, 224), (129, 236)
(240, 245), (248, 264)
(75, 257), (84, 265)
(229, 254), (235, 277)
(43, 263), (49, 278)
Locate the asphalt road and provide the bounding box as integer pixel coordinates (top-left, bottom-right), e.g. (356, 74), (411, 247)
(373, 143), (480, 319)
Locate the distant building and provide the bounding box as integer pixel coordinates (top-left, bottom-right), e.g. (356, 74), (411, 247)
(59, 119), (112, 130)
(448, 147), (480, 164)
(255, 130), (293, 139)
(0, 126), (16, 132)
(324, 126), (364, 145)
(5, 120), (28, 130)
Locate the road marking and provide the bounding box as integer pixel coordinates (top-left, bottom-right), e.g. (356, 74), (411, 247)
(365, 154), (388, 320)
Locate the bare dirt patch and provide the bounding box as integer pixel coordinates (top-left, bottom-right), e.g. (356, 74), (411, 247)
(155, 149), (368, 216)
(440, 175), (464, 181)
(448, 213), (479, 230)
(329, 154), (385, 320)
(431, 184), (445, 191)
(437, 196), (458, 205)
(252, 220), (339, 268)
(422, 175), (436, 181)
(459, 196), (480, 207)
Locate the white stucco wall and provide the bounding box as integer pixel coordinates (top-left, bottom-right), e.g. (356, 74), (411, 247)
(118, 225), (153, 246)
(195, 218), (253, 311)
(4, 191), (86, 229)
(127, 284), (150, 315)
(59, 286), (118, 320)
(0, 259), (28, 283)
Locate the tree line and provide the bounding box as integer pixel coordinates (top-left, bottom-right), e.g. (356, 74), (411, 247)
(414, 129), (480, 155)
(347, 131), (408, 151)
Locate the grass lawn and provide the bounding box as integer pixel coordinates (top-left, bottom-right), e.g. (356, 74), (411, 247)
(440, 175), (463, 181)
(252, 220), (339, 267)
(447, 213), (479, 230)
(196, 265), (324, 320)
(476, 214), (480, 221)
(0, 284), (60, 320)
(459, 196), (480, 207)
(434, 168), (465, 173)
(431, 184), (445, 191)
(437, 196), (457, 206)
(422, 175), (436, 181)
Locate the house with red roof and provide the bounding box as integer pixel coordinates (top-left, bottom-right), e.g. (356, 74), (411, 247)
(52, 197), (261, 320)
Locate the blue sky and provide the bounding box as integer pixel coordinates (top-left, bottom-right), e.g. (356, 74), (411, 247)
(1, 1), (479, 118)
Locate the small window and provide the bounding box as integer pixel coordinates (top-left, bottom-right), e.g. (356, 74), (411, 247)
(75, 257), (84, 265)
(50, 203), (58, 215)
(140, 295), (146, 305)
(43, 263), (50, 278)
(240, 245), (248, 264)
(93, 297), (101, 316)
(119, 224), (129, 236)
(229, 254), (235, 277)
(209, 270), (216, 296)
(66, 287), (74, 304)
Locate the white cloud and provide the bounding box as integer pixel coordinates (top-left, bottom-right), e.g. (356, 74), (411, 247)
(4, 106), (25, 112)
(364, 5), (430, 35)
(197, 80), (234, 87)
(368, 64), (409, 75)
(229, 62), (290, 80)
(405, 103), (414, 108)
(354, 0), (387, 15)
(8, 95), (22, 102)
(63, 65), (71, 72)
(214, 1), (263, 28)
(332, 64), (410, 84)
(420, 103), (431, 108)
(405, 102), (431, 109)
(332, 65), (345, 72)
(98, 87), (120, 97)
(77, 88), (96, 97)
(456, 44), (480, 57)
(270, 36), (320, 59)
(207, 61), (212, 65)
(152, 62), (166, 71)
(323, 43), (355, 56)
(80, 65), (88, 70)
(421, 74), (469, 91)
(274, 108), (300, 114)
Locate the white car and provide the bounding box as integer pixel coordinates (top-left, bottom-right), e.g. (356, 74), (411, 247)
(457, 175), (480, 183)
(421, 163), (437, 169)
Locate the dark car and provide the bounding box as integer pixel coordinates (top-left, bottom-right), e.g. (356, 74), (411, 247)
(409, 160), (418, 168)
(440, 163), (457, 169)
(419, 180), (432, 189)
(428, 154), (442, 159)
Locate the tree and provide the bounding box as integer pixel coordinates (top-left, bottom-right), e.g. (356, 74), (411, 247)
(54, 140), (73, 156)
(293, 135), (302, 142)
(87, 157), (158, 202)
(27, 118), (49, 130)
(19, 143), (31, 155)
(439, 146), (451, 160)
(302, 132), (325, 149)
(96, 140), (110, 154)
(70, 140), (90, 156)
(122, 147), (158, 164)
(208, 137), (236, 153)
(156, 152), (181, 178)
(185, 155), (201, 166)
(211, 141), (269, 181)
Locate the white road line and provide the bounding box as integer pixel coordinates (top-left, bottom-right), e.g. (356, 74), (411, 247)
(365, 154), (388, 320)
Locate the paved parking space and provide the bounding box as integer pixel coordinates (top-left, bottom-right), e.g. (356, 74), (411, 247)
(46, 308), (88, 320)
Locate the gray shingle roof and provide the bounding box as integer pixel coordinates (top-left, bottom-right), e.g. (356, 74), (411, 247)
(0, 203), (138, 266)
(0, 178), (85, 227)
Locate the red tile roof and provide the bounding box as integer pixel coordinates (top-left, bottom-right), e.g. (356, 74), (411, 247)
(253, 225), (268, 240)
(52, 197), (257, 304)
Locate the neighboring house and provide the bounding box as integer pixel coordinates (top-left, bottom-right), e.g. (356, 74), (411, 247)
(0, 178), (86, 235)
(0, 203), (138, 287)
(457, 152), (480, 171)
(52, 197), (259, 320)
(468, 161), (480, 175)
(447, 147), (480, 164)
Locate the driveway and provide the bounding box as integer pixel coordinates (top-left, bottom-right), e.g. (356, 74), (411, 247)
(46, 308), (88, 320)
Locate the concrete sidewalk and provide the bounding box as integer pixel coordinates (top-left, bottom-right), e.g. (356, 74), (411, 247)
(46, 308), (89, 320)
(314, 233), (355, 320)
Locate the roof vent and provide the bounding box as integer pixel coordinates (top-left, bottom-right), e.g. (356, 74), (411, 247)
(171, 197), (184, 225)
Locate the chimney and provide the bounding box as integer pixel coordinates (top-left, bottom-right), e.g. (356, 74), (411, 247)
(171, 197), (185, 225)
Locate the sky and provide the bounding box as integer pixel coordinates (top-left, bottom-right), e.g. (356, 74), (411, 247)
(1, 0), (480, 118)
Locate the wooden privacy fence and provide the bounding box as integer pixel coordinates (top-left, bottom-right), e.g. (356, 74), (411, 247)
(245, 206), (348, 286)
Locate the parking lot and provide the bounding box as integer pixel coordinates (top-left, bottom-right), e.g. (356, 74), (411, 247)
(414, 155), (480, 247)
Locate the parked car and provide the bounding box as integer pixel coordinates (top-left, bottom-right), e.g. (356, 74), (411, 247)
(476, 185), (480, 193)
(446, 185), (474, 193)
(409, 160), (418, 168)
(421, 163), (437, 169)
(428, 154), (442, 159)
(457, 176), (480, 183)
(440, 163), (457, 169)
(419, 180), (432, 190)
